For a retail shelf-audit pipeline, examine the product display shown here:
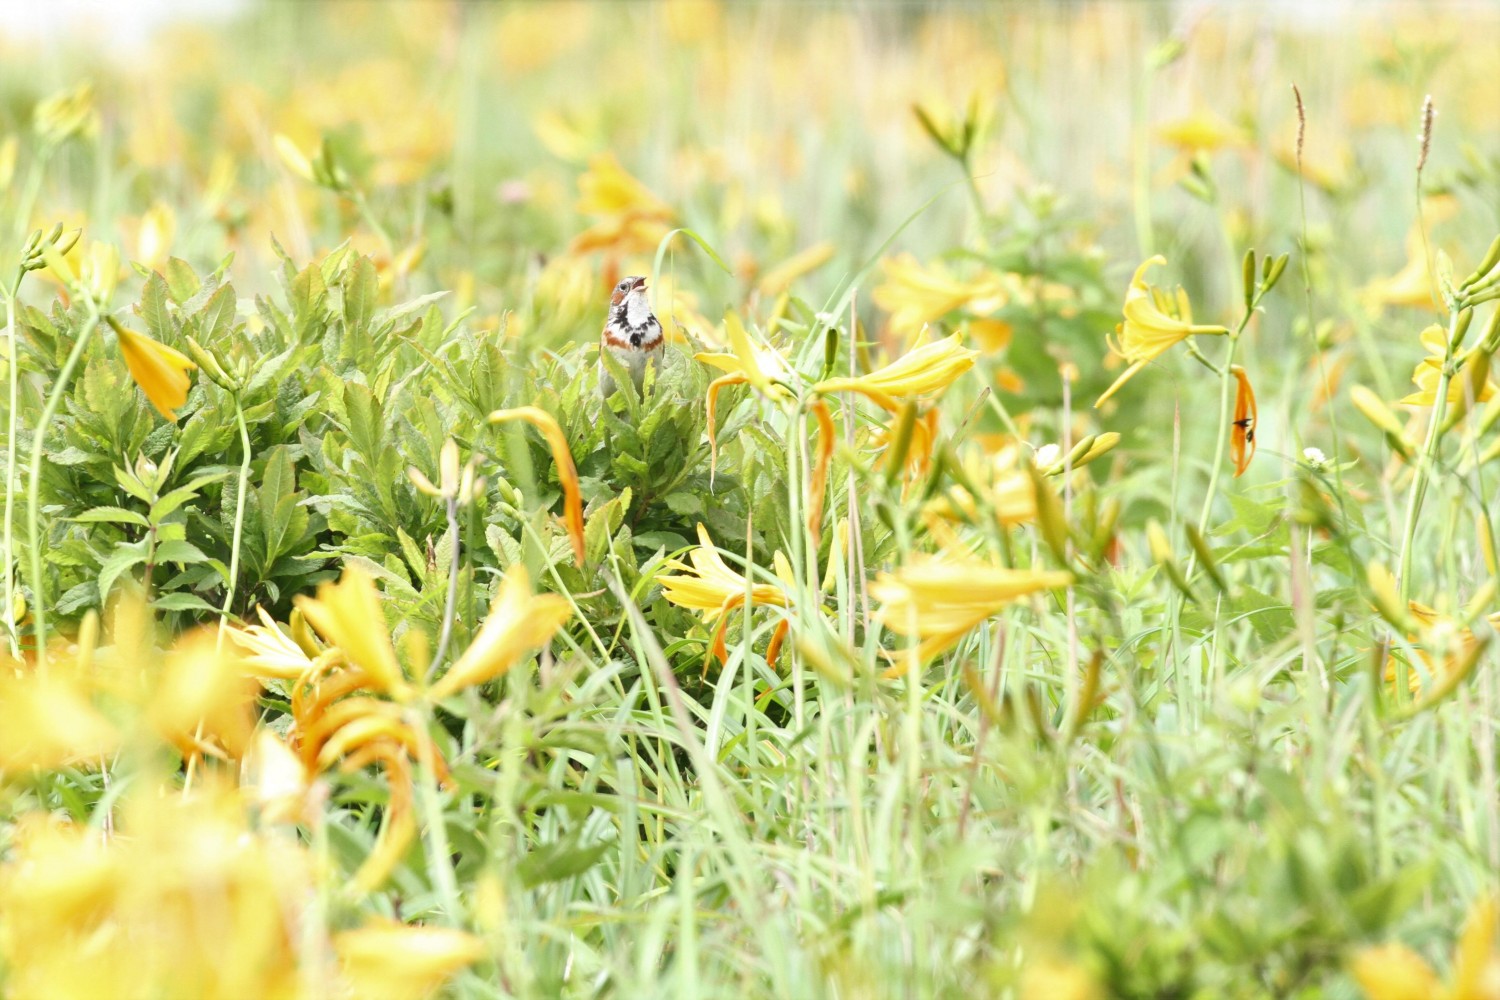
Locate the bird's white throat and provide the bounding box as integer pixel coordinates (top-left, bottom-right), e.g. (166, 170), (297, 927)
(624, 290), (652, 328)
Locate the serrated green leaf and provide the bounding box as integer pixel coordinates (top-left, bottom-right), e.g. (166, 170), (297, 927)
(73, 505), (149, 527)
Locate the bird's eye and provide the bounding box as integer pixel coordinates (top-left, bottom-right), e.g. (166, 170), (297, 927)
(616, 280), (629, 291)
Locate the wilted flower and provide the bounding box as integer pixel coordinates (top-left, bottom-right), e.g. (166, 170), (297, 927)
(1096, 256), (1228, 406)
(1230, 365), (1257, 477)
(658, 523), (793, 664)
(872, 554), (1072, 664)
(488, 406), (586, 566)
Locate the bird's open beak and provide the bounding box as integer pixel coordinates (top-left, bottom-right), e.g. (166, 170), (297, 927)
(631, 276), (648, 291)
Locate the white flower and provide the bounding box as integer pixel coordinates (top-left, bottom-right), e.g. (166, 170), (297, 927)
(1302, 446), (1328, 469)
(1033, 443), (1062, 468)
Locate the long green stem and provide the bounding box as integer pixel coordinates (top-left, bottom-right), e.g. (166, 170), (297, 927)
(1195, 331), (1244, 534)
(25, 303), (99, 671)
(3, 284), (21, 656)
(214, 396), (253, 653)
(1396, 308), (1462, 606)
(426, 495), (462, 678)
(409, 701), (463, 922)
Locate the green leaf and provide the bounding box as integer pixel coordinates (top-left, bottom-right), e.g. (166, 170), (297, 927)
(155, 539), (211, 565)
(140, 271), (175, 340)
(149, 472), (228, 523)
(517, 836), (615, 888)
(152, 592), (220, 614)
(73, 505), (149, 527)
(165, 257), (201, 303)
(97, 540), (149, 598)
(343, 255), (378, 337)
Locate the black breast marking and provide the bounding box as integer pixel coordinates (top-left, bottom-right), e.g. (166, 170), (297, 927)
(630, 331), (642, 347)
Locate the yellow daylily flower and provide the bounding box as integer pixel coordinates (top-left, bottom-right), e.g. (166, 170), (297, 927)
(1401, 324), (1495, 408)
(872, 253), (1006, 338)
(293, 565), (411, 700)
(113, 323), (197, 421)
(812, 331), (979, 410)
(872, 555), (1072, 665)
(568, 152), (675, 258)
(1095, 256), (1228, 407)
(428, 566), (572, 701)
(488, 406), (586, 566)
(0, 661), (120, 771)
(335, 922), (486, 1000)
(658, 523), (793, 664)
(697, 312), (794, 472)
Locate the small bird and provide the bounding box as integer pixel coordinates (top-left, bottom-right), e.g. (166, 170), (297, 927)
(599, 275), (663, 399)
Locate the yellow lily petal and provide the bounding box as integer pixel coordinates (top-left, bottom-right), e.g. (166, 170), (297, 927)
(488, 406), (586, 566)
(293, 566), (411, 700)
(115, 324), (196, 421)
(429, 566), (572, 700)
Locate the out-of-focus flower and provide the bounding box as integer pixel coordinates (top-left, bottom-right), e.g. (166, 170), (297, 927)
(0, 781), (310, 1000)
(1361, 197), (1460, 312)
(872, 254), (1005, 339)
(924, 444), (1038, 528)
(0, 660), (119, 771)
(148, 629), (257, 760)
(335, 922), (486, 1000)
(1273, 139), (1356, 196)
(294, 565), (411, 700)
(488, 407), (586, 566)
(132, 202), (176, 271)
(1154, 111), (1245, 154)
(664, 0), (725, 45)
(112, 321), (198, 422)
(872, 553), (1072, 665)
(1096, 256), (1228, 406)
(33, 81), (98, 146)
(813, 331), (979, 410)
(429, 566), (571, 700)
(1383, 600), (1495, 701)
(1350, 893), (1500, 1000)
(658, 523), (794, 664)
(568, 153), (676, 260)
(756, 241), (836, 298)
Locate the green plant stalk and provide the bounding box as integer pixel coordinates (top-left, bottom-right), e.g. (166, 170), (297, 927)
(214, 396), (253, 653)
(409, 701), (463, 923)
(4, 152), (53, 655)
(426, 495), (462, 678)
(1395, 308), (1462, 615)
(3, 285), (21, 656)
(25, 302), (99, 672)
(1195, 331), (1244, 535)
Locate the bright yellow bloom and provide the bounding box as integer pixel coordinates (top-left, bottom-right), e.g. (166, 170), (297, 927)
(1350, 894), (1499, 1000)
(658, 523), (793, 664)
(697, 312), (793, 473)
(1401, 323), (1495, 408)
(335, 922), (486, 1000)
(568, 153), (675, 257)
(0, 662), (119, 771)
(1095, 256), (1228, 407)
(1154, 112), (1244, 154)
(115, 324), (197, 421)
(812, 331), (979, 410)
(872, 555), (1072, 664)
(488, 406), (586, 566)
(0, 780), (312, 1000)
(227, 605), (323, 681)
(294, 565), (411, 700)
(429, 567), (572, 700)
(872, 253), (1005, 338)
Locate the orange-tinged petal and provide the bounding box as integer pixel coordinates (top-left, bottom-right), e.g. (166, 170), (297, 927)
(488, 406), (586, 566)
(1230, 365), (1257, 478)
(294, 566), (410, 700)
